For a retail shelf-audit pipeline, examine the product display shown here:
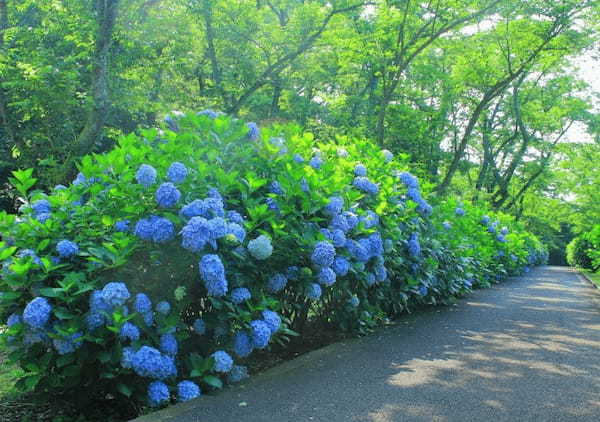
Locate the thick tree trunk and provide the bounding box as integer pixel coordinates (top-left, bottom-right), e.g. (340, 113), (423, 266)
(0, 0), (16, 149)
(74, 0), (119, 156)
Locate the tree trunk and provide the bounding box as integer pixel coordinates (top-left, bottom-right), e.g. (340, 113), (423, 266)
(74, 0), (119, 156)
(0, 0), (16, 149)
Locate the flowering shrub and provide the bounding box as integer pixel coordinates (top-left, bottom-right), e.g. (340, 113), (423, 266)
(567, 226), (600, 271)
(0, 112), (546, 413)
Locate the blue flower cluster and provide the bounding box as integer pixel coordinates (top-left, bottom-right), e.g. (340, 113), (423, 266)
(266, 273), (287, 293)
(247, 235), (273, 260)
(228, 365), (249, 383)
(408, 233), (421, 258)
(261, 310), (281, 334)
(57, 240), (79, 258)
(101, 282), (130, 307)
(306, 283), (322, 300)
(135, 215), (175, 243)
(31, 199), (52, 222)
(167, 162), (188, 184)
(230, 287), (251, 304)
(132, 346), (177, 379)
(148, 381), (170, 406)
(354, 164), (367, 176)
(212, 350), (234, 373)
(311, 241), (335, 267)
(177, 381), (200, 402)
(156, 182), (181, 208)
(353, 177), (379, 195)
(23, 297), (52, 329)
(233, 331), (253, 357)
(247, 122), (260, 141)
(250, 320), (271, 349)
(136, 164), (157, 187)
(399, 172), (432, 217)
(199, 254), (228, 297)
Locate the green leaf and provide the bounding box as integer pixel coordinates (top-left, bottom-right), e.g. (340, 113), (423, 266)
(203, 375), (223, 389)
(117, 383), (133, 397)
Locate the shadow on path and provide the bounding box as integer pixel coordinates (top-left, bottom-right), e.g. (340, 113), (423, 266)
(135, 266), (600, 422)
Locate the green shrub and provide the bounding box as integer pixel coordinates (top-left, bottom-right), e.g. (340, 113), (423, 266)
(0, 112), (546, 414)
(566, 236), (596, 270)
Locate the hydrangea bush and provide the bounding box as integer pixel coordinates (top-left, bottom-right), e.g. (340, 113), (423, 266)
(0, 112), (547, 412)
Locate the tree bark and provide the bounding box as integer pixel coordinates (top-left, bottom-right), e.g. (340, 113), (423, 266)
(74, 0), (119, 156)
(0, 0), (16, 149)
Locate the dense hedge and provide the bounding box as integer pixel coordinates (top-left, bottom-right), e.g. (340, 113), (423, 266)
(0, 112), (547, 414)
(567, 226), (600, 271)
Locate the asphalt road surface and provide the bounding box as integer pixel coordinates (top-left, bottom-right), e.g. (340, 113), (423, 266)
(135, 266), (600, 422)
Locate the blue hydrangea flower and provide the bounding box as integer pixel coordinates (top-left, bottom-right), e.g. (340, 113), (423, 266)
(136, 164), (157, 187)
(23, 297), (52, 329)
(262, 310), (281, 334)
(233, 331), (253, 358)
(481, 215), (491, 225)
(247, 122), (260, 141)
(148, 381), (170, 406)
(416, 199), (433, 217)
(331, 229), (347, 248)
(86, 312), (105, 330)
(455, 207), (465, 216)
(311, 241), (335, 268)
(399, 172), (419, 189)
(23, 330), (49, 347)
(121, 346), (135, 369)
(353, 177), (379, 195)
(348, 295), (360, 308)
(496, 234), (506, 243)
(167, 162), (188, 184)
(382, 149), (394, 162)
(56, 240), (79, 258)
(181, 216), (211, 252)
(132, 346), (177, 379)
(134, 293), (152, 314)
(72, 172), (87, 186)
(343, 211), (359, 230)
(286, 266), (299, 280)
(267, 273), (287, 293)
(247, 235), (273, 260)
(309, 155), (323, 169)
(182, 315), (201, 334)
(300, 178), (310, 192)
(293, 154), (304, 163)
(89, 290), (112, 315)
(54, 184), (67, 191)
(17, 249), (42, 266)
(227, 223), (246, 243)
(360, 210), (379, 229)
(270, 181), (283, 195)
(199, 254), (228, 297)
(114, 220), (130, 232)
(408, 233), (421, 258)
(305, 283), (322, 300)
(366, 272), (377, 286)
(230, 287), (251, 304)
(374, 264), (387, 282)
(155, 301), (171, 315)
(337, 148), (349, 158)
(228, 365), (249, 383)
(501, 227), (509, 235)
(227, 210), (244, 225)
(143, 311), (154, 326)
(120, 322), (140, 342)
(266, 197), (280, 213)
(101, 282), (130, 307)
(329, 215), (348, 234)
(367, 233), (384, 258)
(156, 182), (181, 208)
(135, 216), (175, 243)
(7, 313), (22, 327)
(325, 196), (344, 216)
(354, 164), (367, 177)
(197, 109), (218, 118)
(160, 333), (178, 356)
(35, 212), (52, 223)
(332, 256), (350, 277)
(32, 199), (51, 215)
(212, 350), (234, 373)
(318, 267), (336, 286)
(177, 381), (201, 403)
(407, 187), (422, 202)
(346, 239), (370, 262)
(443, 221), (452, 230)
(52, 332), (83, 355)
(418, 285), (428, 296)
(487, 225), (496, 234)
(250, 320), (271, 349)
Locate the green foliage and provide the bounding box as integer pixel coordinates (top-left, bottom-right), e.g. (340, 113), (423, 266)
(566, 235), (596, 270)
(0, 113), (545, 415)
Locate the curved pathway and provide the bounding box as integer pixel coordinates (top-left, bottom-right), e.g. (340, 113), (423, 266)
(136, 266), (600, 422)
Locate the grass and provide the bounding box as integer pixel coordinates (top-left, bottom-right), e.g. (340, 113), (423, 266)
(582, 270), (600, 288)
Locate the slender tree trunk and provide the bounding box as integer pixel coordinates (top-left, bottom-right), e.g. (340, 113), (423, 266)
(74, 0), (119, 156)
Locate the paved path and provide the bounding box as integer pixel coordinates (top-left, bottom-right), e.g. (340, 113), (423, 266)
(135, 266), (600, 422)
